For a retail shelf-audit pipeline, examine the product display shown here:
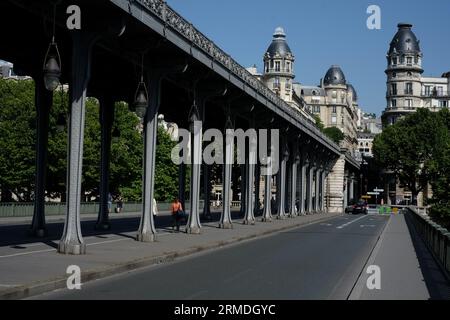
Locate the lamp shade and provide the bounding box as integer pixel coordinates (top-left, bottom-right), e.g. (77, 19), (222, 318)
(43, 54), (61, 91)
(134, 82), (148, 119)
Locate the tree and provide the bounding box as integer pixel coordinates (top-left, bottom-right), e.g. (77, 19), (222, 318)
(323, 127), (345, 144)
(0, 78), (36, 201)
(428, 108), (450, 227)
(154, 126), (179, 202)
(313, 115), (324, 131)
(373, 108), (443, 204)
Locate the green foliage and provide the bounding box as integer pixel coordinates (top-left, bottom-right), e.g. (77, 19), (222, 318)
(373, 108), (450, 225)
(313, 115), (324, 132)
(323, 127), (345, 144)
(0, 79), (36, 201)
(0, 78), (181, 204)
(427, 108), (450, 227)
(154, 126), (179, 202)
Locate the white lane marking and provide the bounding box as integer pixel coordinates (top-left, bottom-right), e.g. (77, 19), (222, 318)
(0, 248), (55, 258)
(0, 284), (18, 287)
(86, 238), (128, 246)
(336, 215), (368, 229)
(320, 223), (333, 226)
(360, 225), (376, 228)
(0, 232), (175, 258)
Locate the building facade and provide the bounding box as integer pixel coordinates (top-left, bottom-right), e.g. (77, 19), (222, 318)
(383, 23), (450, 125)
(382, 23), (449, 205)
(256, 28), (361, 152)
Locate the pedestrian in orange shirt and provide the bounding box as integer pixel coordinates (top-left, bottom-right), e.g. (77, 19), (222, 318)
(171, 198), (184, 232)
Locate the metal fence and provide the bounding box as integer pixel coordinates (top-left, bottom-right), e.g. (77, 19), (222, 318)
(0, 200), (242, 218)
(406, 207), (450, 279)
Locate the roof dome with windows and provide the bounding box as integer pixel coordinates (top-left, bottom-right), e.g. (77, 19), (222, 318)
(265, 27), (293, 58)
(388, 23), (421, 55)
(323, 65), (346, 86)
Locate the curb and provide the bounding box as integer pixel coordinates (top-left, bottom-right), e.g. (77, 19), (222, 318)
(0, 213), (342, 300)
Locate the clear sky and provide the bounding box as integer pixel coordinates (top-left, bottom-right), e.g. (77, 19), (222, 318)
(166, 0), (450, 116)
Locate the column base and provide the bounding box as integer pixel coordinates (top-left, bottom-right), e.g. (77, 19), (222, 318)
(288, 213), (298, 218)
(58, 242), (86, 255)
(186, 226), (201, 234)
(136, 232), (156, 242)
(243, 219), (256, 225)
(29, 228), (47, 238)
(219, 222), (233, 229)
(261, 217), (273, 222)
(277, 214), (287, 220)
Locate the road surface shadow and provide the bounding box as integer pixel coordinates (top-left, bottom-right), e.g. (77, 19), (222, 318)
(0, 210), (246, 248)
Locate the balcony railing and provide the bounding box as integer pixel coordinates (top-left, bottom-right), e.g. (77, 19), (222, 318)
(421, 91), (450, 98)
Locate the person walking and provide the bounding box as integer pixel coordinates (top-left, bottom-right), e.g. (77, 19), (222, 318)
(170, 198), (184, 232)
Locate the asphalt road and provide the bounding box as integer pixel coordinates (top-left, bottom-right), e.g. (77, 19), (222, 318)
(33, 214), (389, 300)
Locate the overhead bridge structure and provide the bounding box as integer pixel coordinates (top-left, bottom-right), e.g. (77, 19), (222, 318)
(0, 0), (360, 254)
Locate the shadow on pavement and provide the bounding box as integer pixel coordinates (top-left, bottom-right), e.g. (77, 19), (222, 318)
(404, 213), (450, 300)
(0, 210), (247, 248)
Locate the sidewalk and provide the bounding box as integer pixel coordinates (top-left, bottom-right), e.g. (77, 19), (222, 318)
(0, 211), (341, 300)
(349, 214), (450, 300)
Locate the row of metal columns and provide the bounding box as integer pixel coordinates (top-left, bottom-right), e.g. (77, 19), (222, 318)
(30, 33), (330, 254)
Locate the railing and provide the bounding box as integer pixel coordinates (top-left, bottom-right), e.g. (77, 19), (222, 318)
(405, 207), (450, 279)
(0, 200), (243, 218)
(421, 91), (450, 97)
(0, 202), (141, 218)
(134, 0), (339, 153)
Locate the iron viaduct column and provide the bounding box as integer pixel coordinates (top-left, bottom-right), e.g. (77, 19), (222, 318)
(95, 96), (114, 230)
(30, 76), (52, 237)
(58, 32), (96, 254)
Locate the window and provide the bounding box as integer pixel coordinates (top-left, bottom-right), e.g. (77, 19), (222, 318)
(424, 86), (431, 96)
(275, 61), (281, 72)
(391, 99), (397, 107)
(407, 57), (413, 65)
(405, 99), (413, 108)
(265, 63), (269, 73)
(332, 106), (337, 113)
(286, 61), (291, 73)
(405, 83), (413, 95)
(391, 83), (397, 95)
(285, 80), (291, 89)
(400, 56), (405, 64)
(439, 100), (448, 108)
(437, 87), (444, 96)
(331, 116), (337, 124)
(314, 106), (320, 113)
(270, 60), (274, 69)
(273, 77), (280, 90)
(392, 72), (397, 78)
(332, 91), (337, 98)
(392, 57), (398, 66)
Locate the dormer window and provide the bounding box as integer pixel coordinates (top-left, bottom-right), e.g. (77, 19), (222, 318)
(275, 61), (281, 72)
(407, 57), (413, 65)
(392, 57), (398, 65)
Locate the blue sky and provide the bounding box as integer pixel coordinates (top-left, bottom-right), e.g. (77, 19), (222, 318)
(166, 0), (450, 116)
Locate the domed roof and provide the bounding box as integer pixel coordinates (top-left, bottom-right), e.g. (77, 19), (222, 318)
(323, 65), (346, 86)
(388, 23), (421, 55)
(347, 84), (358, 102)
(266, 27), (293, 58)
